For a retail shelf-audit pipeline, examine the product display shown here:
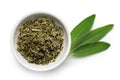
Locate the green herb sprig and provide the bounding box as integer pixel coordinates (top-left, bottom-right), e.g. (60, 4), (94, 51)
(70, 14), (113, 57)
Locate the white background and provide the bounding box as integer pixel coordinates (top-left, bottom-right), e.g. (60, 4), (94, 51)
(0, 0), (120, 80)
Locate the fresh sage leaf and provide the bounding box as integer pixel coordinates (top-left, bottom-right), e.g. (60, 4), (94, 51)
(71, 14), (95, 42)
(71, 24), (113, 52)
(70, 42), (110, 57)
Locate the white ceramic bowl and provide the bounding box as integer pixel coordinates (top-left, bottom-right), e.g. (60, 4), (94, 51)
(11, 13), (71, 71)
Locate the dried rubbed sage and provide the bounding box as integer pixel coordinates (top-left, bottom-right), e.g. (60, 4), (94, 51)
(17, 17), (64, 65)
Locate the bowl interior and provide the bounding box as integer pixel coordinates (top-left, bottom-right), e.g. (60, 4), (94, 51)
(11, 13), (70, 71)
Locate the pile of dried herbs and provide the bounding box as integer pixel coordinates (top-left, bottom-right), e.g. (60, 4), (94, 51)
(17, 17), (64, 65)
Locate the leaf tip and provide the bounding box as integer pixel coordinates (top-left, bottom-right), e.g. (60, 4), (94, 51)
(110, 24), (114, 28)
(89, 14), (96, 19)
(107, 24), (114, 28)
(103, 42), (110, 49)
(107, 43), (110, 48)
(92, 14), (96, 17)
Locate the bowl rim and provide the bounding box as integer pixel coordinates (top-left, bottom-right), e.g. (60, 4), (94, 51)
(10, 12), (71, 71)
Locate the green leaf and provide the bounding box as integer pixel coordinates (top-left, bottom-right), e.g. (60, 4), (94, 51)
(71, 42), (110, 57)
(71, 24), (113, 52)
(71, 14), (95, 42)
